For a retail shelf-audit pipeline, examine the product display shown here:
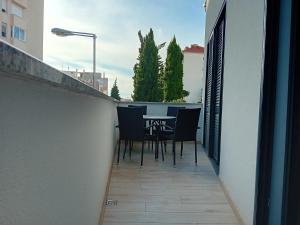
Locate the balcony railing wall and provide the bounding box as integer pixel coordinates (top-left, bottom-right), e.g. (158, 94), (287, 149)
(0, 41), (117, 225)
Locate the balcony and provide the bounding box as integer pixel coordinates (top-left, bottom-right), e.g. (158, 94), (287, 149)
(104, 143), (240, 225)
(0, 41), (241, 225)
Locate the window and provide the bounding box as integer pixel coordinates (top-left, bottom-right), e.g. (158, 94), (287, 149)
(12, 26), (26, 41)
(1, 22), (7, 37)
(1, 0), (7, 12)
(11, 3), (23, 17)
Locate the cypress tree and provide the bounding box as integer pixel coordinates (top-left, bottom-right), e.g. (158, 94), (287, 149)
(157, 55), (164, 101)
(132, 29), (160, 102)
(110, 78), (121, 100)
(164, 37), (184, 101)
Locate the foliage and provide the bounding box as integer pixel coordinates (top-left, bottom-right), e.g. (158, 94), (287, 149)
(157, 55), (165, 101)
(110, 78), (121, 100)
(182, 90), (190, 98)
(132, 29), (161, 102)
(170, 98), (186, 103)
(164, 37), (184, 102)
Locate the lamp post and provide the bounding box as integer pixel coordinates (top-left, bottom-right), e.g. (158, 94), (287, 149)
(51, 28), (97, 88)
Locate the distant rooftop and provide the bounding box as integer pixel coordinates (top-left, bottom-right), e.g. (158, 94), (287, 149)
(183, 44), (204, 54)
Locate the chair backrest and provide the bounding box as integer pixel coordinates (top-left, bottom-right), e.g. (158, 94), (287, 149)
(174, 108), (201, 141)
(128, 105), (147, 115)
(117, 107), (145, 141)
(166, 106), (185, 128)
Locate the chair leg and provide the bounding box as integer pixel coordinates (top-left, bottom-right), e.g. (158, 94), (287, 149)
(151, 120), (154, 152)
(117, 139), (121, 164)
(123, 140), (128, 159)
(195, 140), (197, 164)
(155, 137), (159, 160)
(164, 141), (167, 153)
(129, 140), (133, 159)
(141, 141), (144, 166)
(161, 140), (164, 161)
(173, 141), (176, 166)
(180, 141), (183, 158)
(151, 140), (153, 152)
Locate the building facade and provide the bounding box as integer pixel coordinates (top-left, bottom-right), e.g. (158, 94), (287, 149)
(63, 70), (109, 95)
(0, 0), (44, 59)
(203, 0), (298, 224)
(183, 44), (204, 103)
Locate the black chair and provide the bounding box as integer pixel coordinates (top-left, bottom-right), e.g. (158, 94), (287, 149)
(128, 105), (147, 115)
(117, 106), (152, 166)
(160, 106), (186, 152)
(164, 108), (201, 166)
(166, 106), (185, 128)
(128, 105), (148, 150)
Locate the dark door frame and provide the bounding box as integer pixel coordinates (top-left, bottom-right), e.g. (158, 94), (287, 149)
(282, 0), (299, 223)
(254, 0), (297, 224)
(254, 0), (280, 223)
(203, 3), (226, 174)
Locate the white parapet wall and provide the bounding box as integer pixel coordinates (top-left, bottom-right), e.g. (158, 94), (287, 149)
(0, 41), (117, 225)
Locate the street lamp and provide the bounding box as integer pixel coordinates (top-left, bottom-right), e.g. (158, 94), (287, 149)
(51, 28), (97, 88)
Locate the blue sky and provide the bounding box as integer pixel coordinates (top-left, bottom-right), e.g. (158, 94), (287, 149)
(44, 0), (206, 99)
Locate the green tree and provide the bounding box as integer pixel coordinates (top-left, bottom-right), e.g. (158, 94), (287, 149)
(164, 37), (184, 102)
(110, 78), (121, 100)
(132, 29), (161, 102)
(182, 90), (190, 98)
(156, 55), (165, 102)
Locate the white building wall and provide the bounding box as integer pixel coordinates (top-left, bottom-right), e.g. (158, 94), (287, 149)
(204, 1), (265, 224)
(0, 75), (117, 225)
(183, 52), (204, 103)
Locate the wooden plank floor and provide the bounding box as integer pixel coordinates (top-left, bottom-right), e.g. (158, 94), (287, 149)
(103, 142), (241, 225)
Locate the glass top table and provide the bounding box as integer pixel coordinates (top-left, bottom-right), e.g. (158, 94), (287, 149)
(143, 115), (176, 120)
(143, 115), (176, 160)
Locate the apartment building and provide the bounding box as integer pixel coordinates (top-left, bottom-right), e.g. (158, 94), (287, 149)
(183, 44), (204, 103)
(63, 70), (109, 95)
(0, 0), (44, 59)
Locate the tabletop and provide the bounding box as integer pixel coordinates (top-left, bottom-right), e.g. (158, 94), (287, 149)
(143, 115), (176, 120)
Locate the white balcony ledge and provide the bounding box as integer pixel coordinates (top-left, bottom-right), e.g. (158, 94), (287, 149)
(0, 41), (117, 102)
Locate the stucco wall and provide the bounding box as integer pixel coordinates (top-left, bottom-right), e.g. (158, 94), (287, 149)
(204, 0), (265, 224)
(0, 75), (117, 225)
(183, 52), (204, 103)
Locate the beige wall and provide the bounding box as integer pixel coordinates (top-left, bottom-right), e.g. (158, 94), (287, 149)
(25, 0), (43, 59)
(13, 0), (28, 8)
(183, 52), (204, 103)
(0, 0), (44, 59)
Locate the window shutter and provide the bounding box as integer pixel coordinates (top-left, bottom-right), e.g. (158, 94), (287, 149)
(212, 19), (225, 164)
(203, 7), (226, 168)
(204, 36), (214, 149)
